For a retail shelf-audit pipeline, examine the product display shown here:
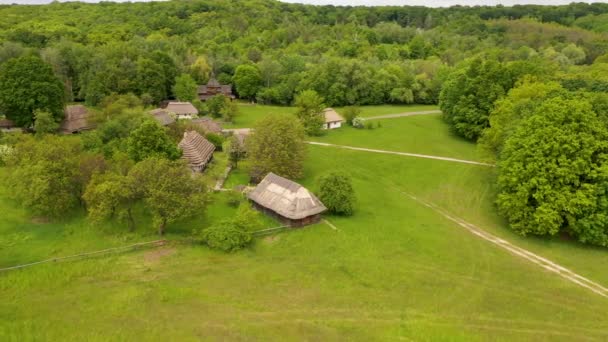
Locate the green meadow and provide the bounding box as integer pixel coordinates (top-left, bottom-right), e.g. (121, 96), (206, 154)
(1, 105), (608, 340)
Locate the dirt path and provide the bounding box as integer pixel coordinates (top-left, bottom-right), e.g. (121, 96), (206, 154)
(362, 110), (442, 120)
(403, 192), (608, 298)
(307, 141), (494, 167)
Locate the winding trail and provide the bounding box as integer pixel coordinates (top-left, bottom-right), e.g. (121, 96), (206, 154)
(362, 109), (442, 120)
(403, 192), (608, 298)
(307, 141), (494, 167)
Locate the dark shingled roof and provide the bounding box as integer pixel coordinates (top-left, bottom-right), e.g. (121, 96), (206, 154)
(178, 130), (215, 172)
(61, 105), (94, 134)
(191, 117), (222, 134)
(149, 108), (175, 126)
(247, 173), (327, 220)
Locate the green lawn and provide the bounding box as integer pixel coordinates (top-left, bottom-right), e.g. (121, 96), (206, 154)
(226, 104), (439, 129)
(2, 114), (608, 340)
(310, 114), (482, 161)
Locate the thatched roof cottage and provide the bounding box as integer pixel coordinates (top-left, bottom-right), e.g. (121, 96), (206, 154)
(178, 130), (215, 172)
(61, 105), (94, 134)
(149, 108), (175, 126)
(165, 102), (198, 120)
(247, 173), (327, 227)
(323, 108), (345, 129)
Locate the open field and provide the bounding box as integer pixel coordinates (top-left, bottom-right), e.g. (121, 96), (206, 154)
(226, 104), (439, 129)
(2, 106), (608, 340)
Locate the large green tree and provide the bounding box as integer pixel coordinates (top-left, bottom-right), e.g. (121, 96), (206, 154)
(0, 55), (64, 127)
(126, 120), (181, 162)
(233, 64), (262, 100)
(439, 58), (513, 141)
(317, 171), (356, 216)
(7, 135), (82, 217)
(129, 157), (207, 235)
(247, 114), (306, 181)
(496, 97), (608, 246)
(172, 73), (197, 102)
(294, 90), (325, 136)
(83, 172), (139, 230)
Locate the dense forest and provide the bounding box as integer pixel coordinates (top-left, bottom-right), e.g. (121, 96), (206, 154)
(2, 0), (608, 247)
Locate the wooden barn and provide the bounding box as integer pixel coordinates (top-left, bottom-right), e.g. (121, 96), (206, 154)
(178, 130), (215, 172)
(198, 77), (235, 101)
(61, 105), (95, 134)
(191, 117), (222, 134)
(165, 102), (198, 120)
(247, 173), (327, 227)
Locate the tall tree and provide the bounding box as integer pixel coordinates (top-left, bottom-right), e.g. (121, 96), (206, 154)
(173, 74), (197, 102)
(129, 157), (207, 235)
(0, 55), (64, 127)
(83, 172), (139, 230)
(136, 57), (166, 103)
(294, 90), (325, 136)
(126, 120), (181, 162)
(497, 97), (608, 246)
(233, 64), (262, 100)
(247, 114), (306, 181)
(33, 110), (59, 135)
(317, 171), (356, 216)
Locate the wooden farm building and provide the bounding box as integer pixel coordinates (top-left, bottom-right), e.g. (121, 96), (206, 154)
(149, 108), (175, 126)
(61, 105), (94, 134)
(247, 173), (327, 227)
(165, 102), (198, 120)
(0, 118), (16, 131)
(178, 130), (215, 172)
(323, 108), (345, 129)
(191, 117), (222, 134)
(198, 78), (235, 101)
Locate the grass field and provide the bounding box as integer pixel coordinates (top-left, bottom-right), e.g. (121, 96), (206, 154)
(226, 104), (439, 129)
(2, 106), (608, 340)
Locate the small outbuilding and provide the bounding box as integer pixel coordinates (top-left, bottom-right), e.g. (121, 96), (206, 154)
(178, 130), (215, 172)
(247, 173), (327, 227)
(149, 108), (175, 126)
(192, 117), (222, 134)
(0, 118), (17, 132)
(61, 105), (94, 134)
(165, 101), (198, 120)
(323, 108), (345, 130)
(198, 77), (235, 101)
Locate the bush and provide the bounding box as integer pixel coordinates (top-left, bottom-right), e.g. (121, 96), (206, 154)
(201, 220), (252, 252)
(352, 117), (364, 128)
(364, 121), (374, 130)
(226, 190), (243, 207)
(342, 106), (361, 126)
(205, 133), (224, 151)
(317, 171), (356, 216)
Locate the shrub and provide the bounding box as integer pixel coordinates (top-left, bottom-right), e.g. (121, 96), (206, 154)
(201, 220), (252, 252)
(317, 171), (356, 216)
(205, 133), (224, 151)
(352, 117), (364, 128)
(226, 190), (243, 207)
(342, 106), (361, 126)
(365, 121), (375, 129)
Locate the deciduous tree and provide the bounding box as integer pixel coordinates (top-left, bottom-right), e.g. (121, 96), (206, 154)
(294, 90), (325, 136)
(317, 171), (356, 216)
(126, 120), (181, 162)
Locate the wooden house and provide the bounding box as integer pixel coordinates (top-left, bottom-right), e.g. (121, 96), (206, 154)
(247, 173), (327, 227)
(191, 117), (222, 134)
(149, 108), (175, 126)
(165, 102), (198, 120)
(178, 130), (215, 172)
(323, 108), (345, 129)
(61, 105), (94, 134)
(198, 78), (235, 101)
(0, 118), (17, 132)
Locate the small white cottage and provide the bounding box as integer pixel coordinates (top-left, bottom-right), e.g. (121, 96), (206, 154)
(165, 101), (199, 120)
(323, 108), (345, 129)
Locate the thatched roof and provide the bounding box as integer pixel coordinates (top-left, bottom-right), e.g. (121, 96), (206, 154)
(166, 102), (198, 115)
(149, 108), (175, 126)
(178, 130), (215, 171)
(192, 117), (222, 134)
(323, 108), (344, 123)
(61, 105), (94, 133)
(247, 173), (327, 220)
